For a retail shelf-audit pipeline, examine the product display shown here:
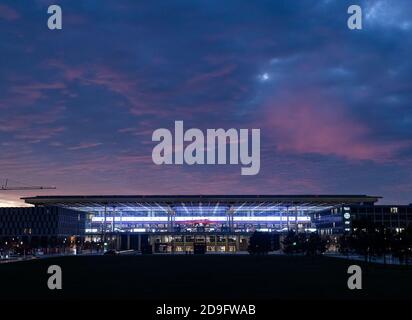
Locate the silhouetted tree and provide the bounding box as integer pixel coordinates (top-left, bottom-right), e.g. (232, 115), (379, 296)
(392, 225), (412, 264)
(282, 231), (305, 254)
(371, 224), (393, 264)
(339, 234), (352, 256)
(305, 233), (327, 256)
(351, 217), (374, 262)
(248, 232), (272, 255)
(343, 218), (410, 264)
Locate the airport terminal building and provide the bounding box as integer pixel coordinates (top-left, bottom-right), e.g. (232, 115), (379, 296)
(3, 194), (406, 253)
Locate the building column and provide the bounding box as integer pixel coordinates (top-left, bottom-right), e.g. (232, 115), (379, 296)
(137, 234), (141, 252)
(279, 209), (283, 231)
(295, 205), (298, 233)
(225, 235), (229, 252)
(171, 235), (175, 253)
(102, 205), (107, 247)
(119, 209), (123, 232)
(183, 235), (186, 253)
(112, 206), (116, 233)
(167, 214), (171, 232)
(286, 206), (290, 231)
(116, 235), (121, 250)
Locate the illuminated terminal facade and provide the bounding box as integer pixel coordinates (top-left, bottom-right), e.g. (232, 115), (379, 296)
(19, 194), (406, 253)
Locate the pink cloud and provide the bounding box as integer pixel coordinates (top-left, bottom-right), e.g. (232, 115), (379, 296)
(1, 80), (67, 110)
(186, 64), (237, 86)
(45, 60), (243, 119)
(15, 126), (66, 142)
(68, 142), (103, 151)
(0, 5), (19, 21)
(0, 106), (65, 139)
(46, 60), (84, 81)
(264, 94), (410, 161)
(46, 61), (168, 117)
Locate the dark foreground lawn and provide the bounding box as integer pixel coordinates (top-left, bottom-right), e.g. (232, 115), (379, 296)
(0, 254), (411, 300)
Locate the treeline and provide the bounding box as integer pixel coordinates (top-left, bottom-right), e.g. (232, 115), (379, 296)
(339, 221), (412, 264)
(282, 231), (327, 256)
(248, 222), (412, 265)
(248, 231), (327, 256)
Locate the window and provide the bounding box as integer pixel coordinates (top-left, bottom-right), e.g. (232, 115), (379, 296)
(390, 207), (398, 214)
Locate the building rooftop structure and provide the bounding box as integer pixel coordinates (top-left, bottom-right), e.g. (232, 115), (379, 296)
(23, 194), (381, 209)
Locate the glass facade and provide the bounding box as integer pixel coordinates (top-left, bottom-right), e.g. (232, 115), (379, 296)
(314, 204), (412, 235)
(77, 203), (318, 235)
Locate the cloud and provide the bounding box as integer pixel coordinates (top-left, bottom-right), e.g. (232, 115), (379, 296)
(263, 94), (411, 162)
(365, 0), (412, 30)
(186, 64), (237, 87)
(0, 4), (19, 21)
(68, 142), (103, 151)
(1, 81), (66, 111)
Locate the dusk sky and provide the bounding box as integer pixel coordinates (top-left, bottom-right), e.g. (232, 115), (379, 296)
(1, 0), (412, 206)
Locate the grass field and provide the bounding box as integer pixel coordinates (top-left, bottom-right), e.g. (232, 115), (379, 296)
(0, 254), (411, 300)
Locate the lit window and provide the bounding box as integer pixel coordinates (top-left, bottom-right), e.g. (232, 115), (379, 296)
(391, 207), (398, 214)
